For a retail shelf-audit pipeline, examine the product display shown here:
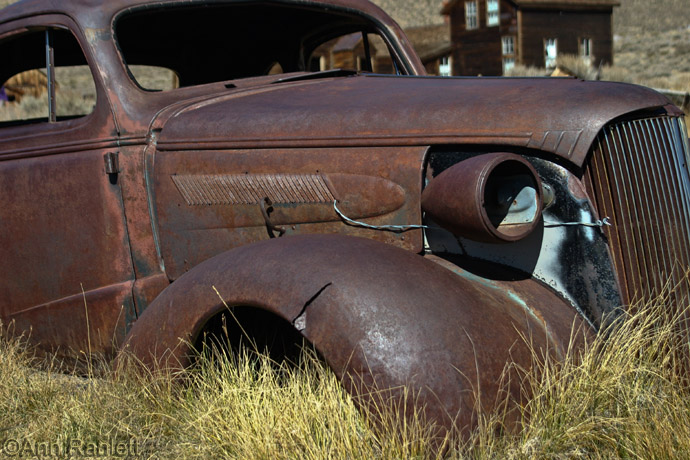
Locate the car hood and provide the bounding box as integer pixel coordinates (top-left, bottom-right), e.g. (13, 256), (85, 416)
(155, 74), (673, 166)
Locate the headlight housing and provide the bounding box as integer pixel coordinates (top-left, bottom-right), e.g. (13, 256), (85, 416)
(421, 152), (542, 243)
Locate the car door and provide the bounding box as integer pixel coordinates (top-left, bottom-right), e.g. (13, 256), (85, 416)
(0, 15), (135, 356)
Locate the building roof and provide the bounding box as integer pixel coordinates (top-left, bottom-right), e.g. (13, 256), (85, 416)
(442, 0), (619, 14)
(332, 33), (365, 52)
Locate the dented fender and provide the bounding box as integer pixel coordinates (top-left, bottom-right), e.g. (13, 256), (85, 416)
(121, 234), (586, 433)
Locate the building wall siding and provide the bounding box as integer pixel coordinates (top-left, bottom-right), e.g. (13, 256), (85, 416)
(449, 0), (518, 75)
(519, 9), (614, 67)
(446, 1), (615, 75)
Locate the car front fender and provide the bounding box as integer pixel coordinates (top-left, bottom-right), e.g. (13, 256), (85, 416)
(121, 233), (586, 433)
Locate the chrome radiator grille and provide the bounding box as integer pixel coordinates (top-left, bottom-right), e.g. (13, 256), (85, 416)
(582, 115), (690, 305)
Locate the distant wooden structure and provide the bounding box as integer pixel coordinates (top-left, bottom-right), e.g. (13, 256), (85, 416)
(2, 69), (49, 103)
(312, 27), (452, 76)
(310, 33), (396, 74)
(441, 0), (619, 76)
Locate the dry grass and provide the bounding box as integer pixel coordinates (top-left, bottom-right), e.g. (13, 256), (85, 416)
(0, 332), (444, 460)
(614, 28), (690, 93)
(612, 0), (690, 95)
(466, 293), (690, 459)
(2, 292), (690, 459)
(613, 0), (689, 36)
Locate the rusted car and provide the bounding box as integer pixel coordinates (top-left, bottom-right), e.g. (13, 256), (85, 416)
(1, 0), (688, 435)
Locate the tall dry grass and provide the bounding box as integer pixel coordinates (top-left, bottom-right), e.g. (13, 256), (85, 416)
(466, 293), (690, 459)
(0, 331), (443, 459)
(2, 292), (690, 459)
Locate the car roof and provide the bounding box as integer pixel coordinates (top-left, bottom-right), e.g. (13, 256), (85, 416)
(0, 0), (398, 28)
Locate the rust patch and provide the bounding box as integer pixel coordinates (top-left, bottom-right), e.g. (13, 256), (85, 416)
(171, 173), (336, 205)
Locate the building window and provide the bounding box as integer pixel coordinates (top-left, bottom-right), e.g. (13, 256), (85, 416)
(544, 38), (558, 68)
(439, 56), (452, 76)
(580, 38), (592, 61)
(487, 0), (500, 27)
(502, 36), (515, 56)
(465, 1), (478, 30)
(501, 36), (515, 74)
(503, 57), (515, 74)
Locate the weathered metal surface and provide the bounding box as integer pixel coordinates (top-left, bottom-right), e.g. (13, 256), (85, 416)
(132, 273), (170, 319)
(424, 254), (589, 359)
(36, 0), (423, 135)
(583, 115), (690, 306)
(0, 148), (137, 354)
(0, 11), (136, 353)
(154, 75), (673, 165)
(152, 146), (425, 280)
(0, 2), (672, 165)
(425, 153), (623, 328)
(421, 152), (542, 243)
(8, 282), (135, 355)
(122, 234), (586, 435)
(172, 174), (336, 206)
(116, 144), (165, 280)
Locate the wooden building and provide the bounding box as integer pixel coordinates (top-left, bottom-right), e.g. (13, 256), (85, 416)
(441, 0), (619, 76)
(310, 33), (398, 74)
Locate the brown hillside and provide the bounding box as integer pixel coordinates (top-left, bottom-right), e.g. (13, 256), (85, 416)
(612, 0), (690, 91)
(614, 0), (690, 35)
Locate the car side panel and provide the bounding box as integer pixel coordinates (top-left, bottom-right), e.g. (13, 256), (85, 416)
(0, 15), (135, 354)
(151, 146), (426, 280)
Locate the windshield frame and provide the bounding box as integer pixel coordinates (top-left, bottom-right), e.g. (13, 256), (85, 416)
(111, 0), (421, 92)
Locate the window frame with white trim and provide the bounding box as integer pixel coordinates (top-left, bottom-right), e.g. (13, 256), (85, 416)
(501, 35), (515, 74)
(439, 55), (452, 76)
(465, 1), (478, 30)
(579, 37), (593, 62)
(544, 37), (558, 68)
(486, 0), (500, 27)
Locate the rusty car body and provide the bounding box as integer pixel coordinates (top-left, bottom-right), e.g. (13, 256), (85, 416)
(1, 0), (689, 435)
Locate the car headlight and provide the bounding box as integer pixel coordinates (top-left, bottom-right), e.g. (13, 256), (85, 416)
(421, 152), (542, 243)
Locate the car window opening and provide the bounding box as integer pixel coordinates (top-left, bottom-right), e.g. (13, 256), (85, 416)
(114, 3), (400, 91)
(0, 27), (97, 126)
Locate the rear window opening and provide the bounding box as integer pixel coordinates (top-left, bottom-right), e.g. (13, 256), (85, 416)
(114, 3), (400, 90)
(0, 28), (96, 125)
